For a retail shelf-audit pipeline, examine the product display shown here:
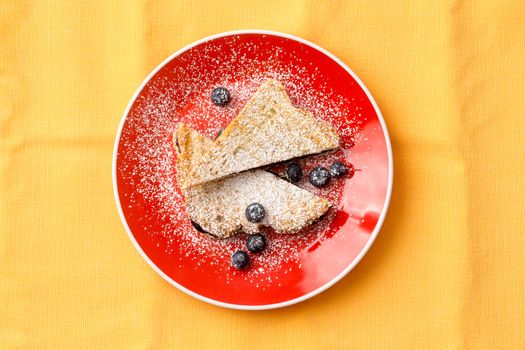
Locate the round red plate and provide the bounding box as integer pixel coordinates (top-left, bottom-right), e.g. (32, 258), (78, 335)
(113, 31), (393, 310)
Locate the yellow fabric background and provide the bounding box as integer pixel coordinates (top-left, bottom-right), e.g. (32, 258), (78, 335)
(1, 0), (524, 348)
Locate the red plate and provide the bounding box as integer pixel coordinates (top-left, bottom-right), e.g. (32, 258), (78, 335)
(113, 31), (393, 310)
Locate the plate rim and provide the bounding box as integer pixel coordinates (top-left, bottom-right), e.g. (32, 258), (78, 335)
(112, 29), (394, 311)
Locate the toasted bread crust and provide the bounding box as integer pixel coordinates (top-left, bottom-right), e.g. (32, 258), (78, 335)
(174, 123), (209, 187)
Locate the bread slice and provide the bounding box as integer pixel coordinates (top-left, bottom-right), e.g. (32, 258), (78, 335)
(180, 79), (339, 189)
(175, 124), (331, 238)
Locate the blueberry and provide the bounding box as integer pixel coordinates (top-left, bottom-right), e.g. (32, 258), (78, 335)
(330, 161), (348, 178)
(231, 250), (249, 269)
(211, 87), (230, 106)
(246, 234), (266, 253)
(309, 167), (331, 187)
(245, 203), (265, 223)
(285, 163), (302, 182)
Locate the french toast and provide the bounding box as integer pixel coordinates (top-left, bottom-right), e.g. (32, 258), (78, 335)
(175, 124), (331, 238)
(180, 79), (339, 189)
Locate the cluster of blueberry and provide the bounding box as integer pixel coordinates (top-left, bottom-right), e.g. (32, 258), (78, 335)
(285, 160), (354, 187)
(230, 204), (267, 269)
(231, 234), (266, 269)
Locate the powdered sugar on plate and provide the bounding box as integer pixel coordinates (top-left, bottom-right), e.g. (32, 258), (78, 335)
(116, 35), (365, 288)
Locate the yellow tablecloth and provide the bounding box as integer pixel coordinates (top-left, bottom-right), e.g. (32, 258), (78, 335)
(1, 1), (524, 348)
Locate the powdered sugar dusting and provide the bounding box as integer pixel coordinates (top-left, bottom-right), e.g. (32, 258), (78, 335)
(117, 35), (365, 288)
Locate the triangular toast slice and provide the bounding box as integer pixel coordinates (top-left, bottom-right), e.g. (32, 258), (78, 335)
(180, 79), (339, 189)
(175, 124), (331, 238)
